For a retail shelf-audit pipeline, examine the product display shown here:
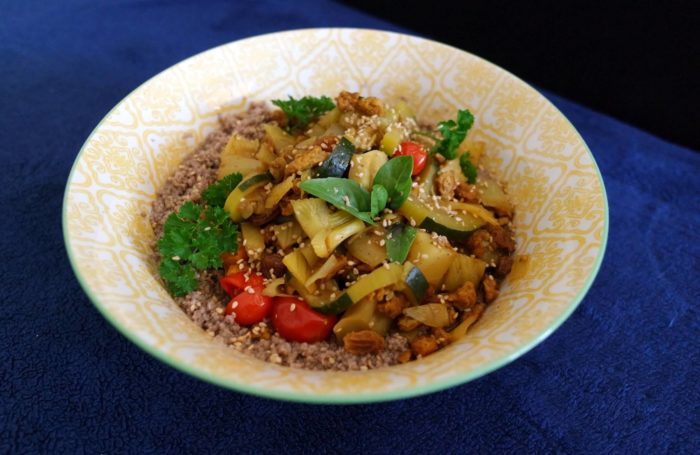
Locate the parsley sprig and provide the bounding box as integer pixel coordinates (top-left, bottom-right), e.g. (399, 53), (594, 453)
(158, 201), (238, 296)
(202, 172), (242, 207)
(432, 109), (474, 160)
(272, 95), (335, 132)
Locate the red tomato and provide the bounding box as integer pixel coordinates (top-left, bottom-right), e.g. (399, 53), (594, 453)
(225, 290), (272, 325)
(219, 271), (264, 297)
(393, 141), (428, 176)
(271, 297), (337, 343)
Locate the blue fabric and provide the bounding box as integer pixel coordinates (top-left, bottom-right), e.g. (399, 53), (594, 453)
(1, 0), (698, 453)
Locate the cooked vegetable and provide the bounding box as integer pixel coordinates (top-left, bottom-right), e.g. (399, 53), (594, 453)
(240, 222), (265, 258)
(288, 275), (340, 310)
(272, 296), (337, 342)
(447, 201), (499, 226)
(264, 175), (295, 209)
(262, 277), (287, 297)
(263, 123), (297, 152)
(321, 263), (404, 316)
(202, 172), (242, 207)
(219, 271), (265, 297)
(222, 134), (259, 158)
(225, 288), (272, 325)
(386, 222), (417, 263)
(477, 173), (513, 215)
(449, 304), (485, 341)
(305, 255), (344, 288)
(373, 156), (413, 210)
(415, 157), (438, 196)
(400, 262), (429, 304)
(255, 142), (277, 166)
(406, 231), (456, 287)
(315, 137), (355, 178)
(158, 202), (238, 296)
(299, 178), (375, 224)
(433, 109), (474, 159)
(403, 303), (452, 328)
(393, 141), (428, 176)
(218, 155), (266, 180)
(223, 173), (272, 222)
(442, 254), (487, 291)
(349, 149), (388, 190)
(332, 296), (385, 341)
(291, 198), (332, 238)
(399, 197), (484, 241)
(380, 129), (402, 155)
(272, 95), (335, 132)
(282, 247), (317, 292)
(271, 220), (305, 249)
(346, 227), (387, 267)
(311, 218), (365, 258)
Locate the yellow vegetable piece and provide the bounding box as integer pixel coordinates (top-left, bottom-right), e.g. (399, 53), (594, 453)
(263, 123), (297, 152)
(348, 150), (388, 191)
(403, 303), (452, 328)
(406, 231), (456, 287)
(264, 175), (295, 209)
(442, 254), (487, 292)
(380, 129), (402, 155)
(240, 222), (265, 259)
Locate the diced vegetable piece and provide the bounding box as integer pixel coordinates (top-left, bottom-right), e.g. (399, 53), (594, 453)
(288, 275), (340, 309)
(394, 100), (415, 119)
(262, 277), (287, 297)
(271, 220), (305, 249)
(298, 243), (319, 265)
(264, 175), (295, 209)
(322, 123), (345, 137)
(333, 296), (377, 341)
(311, 218), (364, 258)
(348, 150), (388, 191)
(346, 263), (403, 304)
(370, 312), (393, 336)
(442, 254), (487, 292)
(282, 247), (318, 292)
(272, 296), (336, 343)
(456, 139), (485, 165)
(218, 155), (266, 180)
(380, 129), (402, 155)
(291, 198), (332, 238)
(415, 158), (438, 196)
(305, 255), (344, 288)
(399, 197), (485, 242)
(400, 262), (429, 304)
(477, 173), (513, 215)
(447, 201), (499, 225)
(240, 222), (265, 259)
(316, 107), (341, 129)
(315, 137), (355, 178)
(223, 173), (272, 222)
(264, 123), (297, 152)
(406, 231), (456, 287)
(346, 226), (386, 267)
(222, 135), (259, 158)
(449, 304), (484, 341)
(403, 303), (452, 328)
(255, 142), (277, 166)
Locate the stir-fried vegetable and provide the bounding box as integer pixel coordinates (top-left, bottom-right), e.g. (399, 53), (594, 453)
(403, 303), (452, 328)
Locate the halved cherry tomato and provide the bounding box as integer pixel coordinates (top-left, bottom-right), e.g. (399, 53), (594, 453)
(219, 271), (264, 297)
(271, 296), (337, 343)
(225, 290), (272, 325)
(393, 141), (428, 176)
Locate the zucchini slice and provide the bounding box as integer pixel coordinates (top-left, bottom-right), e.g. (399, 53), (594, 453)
(398, 197), (484, 242)
(315, 137), (355, 178)
(223, 173), (272, 222)
(401, 262), (429, 304)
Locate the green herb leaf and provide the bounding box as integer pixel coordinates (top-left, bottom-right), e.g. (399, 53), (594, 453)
(315, 137), (355, 178)
(299, 177), (375, 224)
(370, 184), (388, 217)
(373, 156), (413, 210)
(386, 222), (417, 263)
(433, 109), (474, 159)
(202, 173), (243, 207)
(271, 95), (335, 132)
(157, 203), (239, 296)
(459, 152), (478, 184)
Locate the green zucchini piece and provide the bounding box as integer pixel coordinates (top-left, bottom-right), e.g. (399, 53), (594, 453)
(223, 173), (272, 222)
(402, 262), (429, 304)
(315, 137), (355, 178)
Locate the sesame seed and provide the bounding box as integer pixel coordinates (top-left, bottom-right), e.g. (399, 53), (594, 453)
(379, 239), (386, 246)
(232, 301), (239, 309)
(290, 303), (296, 311)
(171, 256), (180, 261)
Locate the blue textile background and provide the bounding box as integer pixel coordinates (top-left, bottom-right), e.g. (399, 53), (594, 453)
(1, 0), (698, 453)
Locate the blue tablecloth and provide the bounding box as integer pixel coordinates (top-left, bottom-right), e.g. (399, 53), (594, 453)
(2, 1), (698, 453)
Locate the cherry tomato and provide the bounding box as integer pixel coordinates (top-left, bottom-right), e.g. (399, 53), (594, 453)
(271, 297), (337, 343)
(393, 141), (428, 176)
(225, 290), (272, 325)
(219, 271), (264, 297)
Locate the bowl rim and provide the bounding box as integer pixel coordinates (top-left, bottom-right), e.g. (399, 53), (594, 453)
(62, 27), (609, 404)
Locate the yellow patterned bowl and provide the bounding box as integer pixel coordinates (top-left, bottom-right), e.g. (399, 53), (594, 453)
(63, 28), (607, 403)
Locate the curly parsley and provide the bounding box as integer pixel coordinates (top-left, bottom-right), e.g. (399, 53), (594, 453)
(433, 109), (474, 159)
(157, 201), (238, 296)
(272, 95), (335, 132)
(202, 172), (242, 207)
(459, 152), (478, 184)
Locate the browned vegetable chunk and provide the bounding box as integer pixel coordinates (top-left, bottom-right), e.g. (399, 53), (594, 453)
(261, 252), (287, 279)
(466, 229), (493, 260)
(431, 328), (452, 347)
(436, 170), (459, 199)
(397, 316), (422, 332)
(398, 350), (412, 364)
(343, 330), (385, 354)
(410, 335), (439, 357)
(446, 281), (477, 310)
(486, 224), (516, 253)
(285, 146), (328, 176)
(335, 91), (383, 116)
(377, 293), (408, 319)
(482, 274), (500, 303)
(455, 182), (479, 203)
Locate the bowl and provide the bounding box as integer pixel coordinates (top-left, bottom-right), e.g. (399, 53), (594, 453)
(63, 28), (608, 403)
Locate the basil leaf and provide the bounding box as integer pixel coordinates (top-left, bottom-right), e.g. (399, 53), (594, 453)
(373, 156), (413, 210)
(299, 177), (375, 224)
(370, 184), (388, 217)
(386, 222), (417, 263)
(315, 137), (355, 178)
